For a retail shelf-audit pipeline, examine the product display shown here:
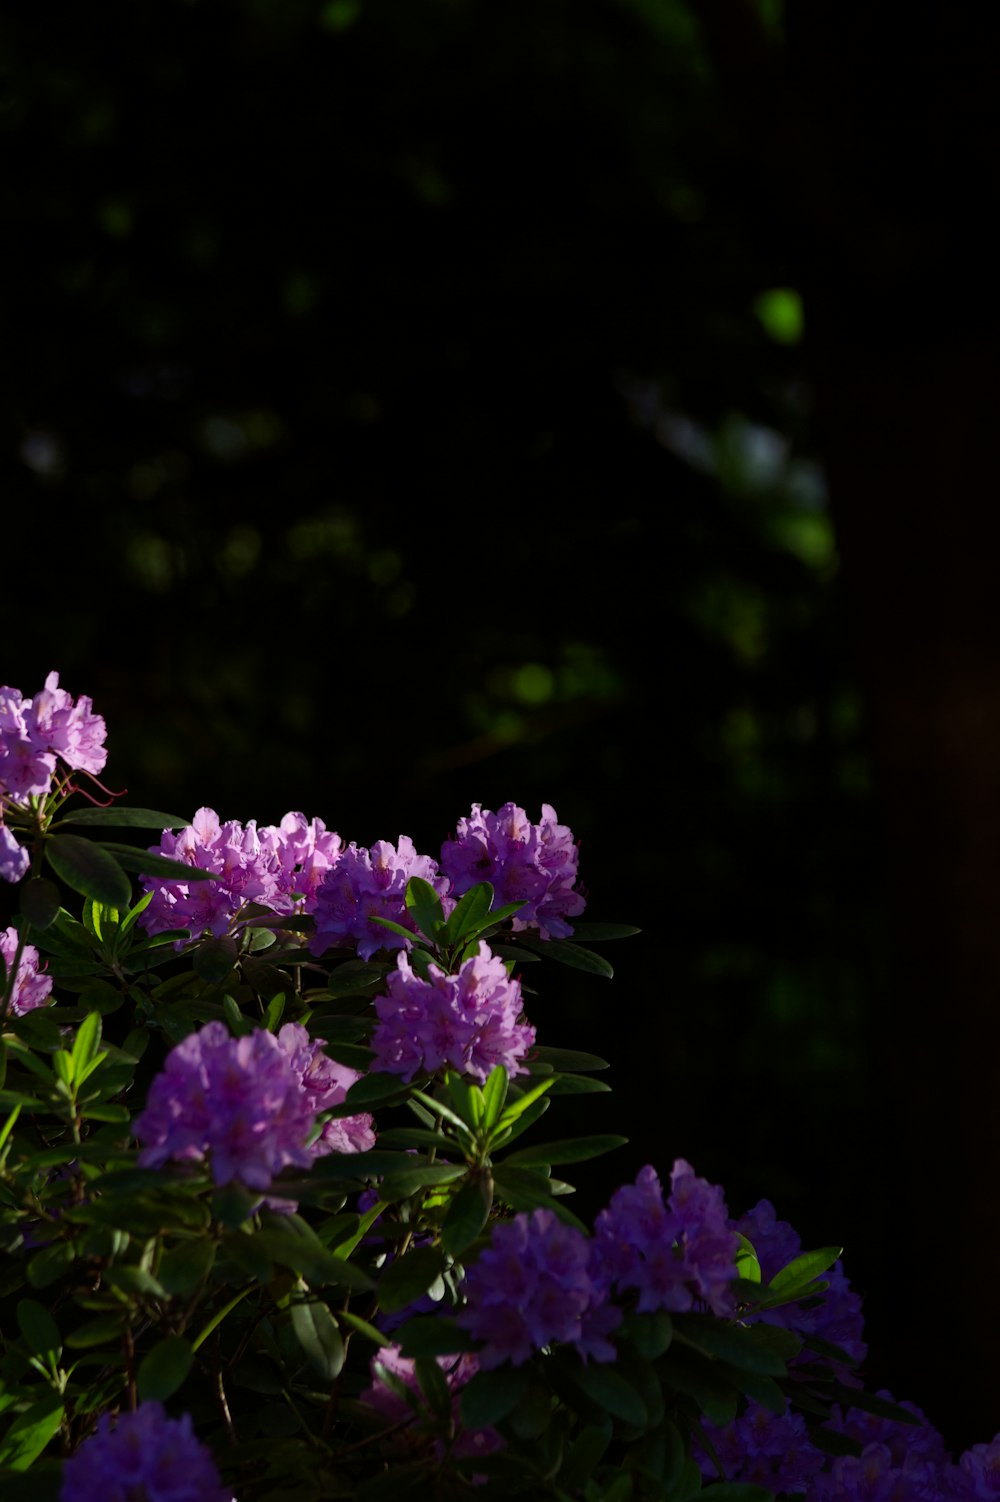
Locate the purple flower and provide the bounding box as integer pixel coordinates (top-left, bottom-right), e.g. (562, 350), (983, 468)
(459, 1209), (620, 1368)
(309, 836), (448, 960)
(810, 1441), (969, 1501)
(28, 672), (108, 776)
(0, 925), (53, 1015)
(370, 942), (535, 1083)
(275, 1021), (375, 1156)
(60, 1401), (232, 1502)
(593, 1161), (739, 1317)
(0, 823), (29, 883)
(697, 1402), (827, 1495)
(440, 802), (585, 940)
(1, 684), (56, 800)
(960, 1433), (1000, 1498)
(361, 1345), (504, 1465)
(134, 1021), (372, 1192)
(139, 807), (343, 940)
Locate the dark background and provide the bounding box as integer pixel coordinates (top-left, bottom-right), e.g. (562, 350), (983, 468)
(4, 0), (1000, 1447)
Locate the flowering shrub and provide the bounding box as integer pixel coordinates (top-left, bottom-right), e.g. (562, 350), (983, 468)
(3, 671), (1000, 1500)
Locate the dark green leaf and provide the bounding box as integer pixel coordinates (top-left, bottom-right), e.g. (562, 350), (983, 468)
(16, 1300), (61, 1364)
(567, 922), (641, 941)
(137, 1336), (194, 1401)
(415, 1356), (452, 1421)
(621, 1311), (673, 1360)
(659, 1348), (739, 1427)
(58, 808), (190, 829)
(158, 1238), (217, 1296)
(45, 835), (131, 908)
(104, 1265), (168, 1300)
(570, 1363), (648, 1428)
(441, 1173), (493, 1257)
(504, 1134), (628, 1167)
(377, 1245), (447, 1314)
(379, 1162), (466, 1200)
(193, 937), (238, 984)
(394, 1315), (473, 1359)
(98, 844), (219, 881)
(65, 1313), (127, 1349)
(512, 933), (614, 977)
(211, 1182), (256, 1229)
(290, 1299), (345, 1380)
(26, 1241), (75, 1288)
(19, 879), (61, 930)
(673, 1316), (787, 1376)
(341, 1071), (417, 1112)
(527, 1046), (610, 1072)
(545, 1073), (612, 1095)
(460, 1364), (529, 1428)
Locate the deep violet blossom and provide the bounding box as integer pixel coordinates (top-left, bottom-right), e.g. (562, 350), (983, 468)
(593, 1160), (739, 1317)
(139, 806), (342, 939)
(59, 1401), (232, 1502)
(370, 942), (535, 1082)
(440, 802), (585, 939)
(134, 1021), (372, 1191)
(309, 835), (447, 960)
(458, 1208), (620, 1368)
(0, 925), (53, 1015)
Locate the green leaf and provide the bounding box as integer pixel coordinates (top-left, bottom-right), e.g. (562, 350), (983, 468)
(460, 1364), (529, 1428)
(211, 1182), (257, 1229)
(492, 1165), (587, 1229)
(527, 1046), (610, 1072)
(19, 879), (61, 930)
(496, 1074), (556, 1127)
(673, 1316), (787, 1376)
(45, 835), (131, 908)
(341, 1071), (417, 1112)
(620, 1311), (673, 1360)
(64, 1312), (128, 1349)
(441, 1173), (493, 1257)
(104, 1265), (168, 1300)
(16, 1299), (61, 1365)
(570, 1363), (648, 1428)
(445, 1072), (483, 1129)
(658, 1348), (738, 1427)
(291, 1298), (345, 1380)
(98, 844), (220, 881)
(440, 882), (495, 946)
(70, 1011), (102, 1078)
(480, 1064), (509, 1129)
(26, 1241), (75, 1289)
(137, 1336), (194, 1401)
(59, 807), (190, 828)
(223, 994), (254, 1037)
(762, 1247), (843, 1306)
(190, 937), (237, 984)
(512, 933), (614, 977)
(368, 915), (418, 943)
(567, 922), (641, 941)
(546, 1073), (613, 1095)
(338, 1309), (391, 1347)
(378, 1245), (447, 1314)
(158, 1238), (217, 1296)
(0, 1393), (64, 1470)
(405, 876), (445, 939)
(394, 1315), (473, 1359)
(253, 1216), (374, 1290)
(504, 1134), (628, 1167)
(379, 1162), (466, 1201)
(735, 1233), (761, 1284)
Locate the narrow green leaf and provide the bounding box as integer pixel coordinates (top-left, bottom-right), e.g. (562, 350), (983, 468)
(339, 1309), (391, 1347)
(119, 889), (155, 936)
(137, 1336), (194, 1401)
(496, 1074), (556, 1128)
(567, 922), (641, 941)
(58, 807), (190, 829)
(16, 1300), (61, 1365)
(735, 1233), (761, 1284)
(70, 1011), (102, 1077)
(763, 1247), (843, 1305)
(673, 1316), (786, 1376)
(480, 1064), (509, 1129)
(45, 835), (131, 908)
(342, 1071), (418, 1112)
(512, 933), (614, 977)
(65, 1312), (127, 1349)
(100, 844), (220, 881)
(291, 1299), (345, 1380)
(446, 1072), (483, 1129)
(504, 1134), (627, 1167)
(415, 1355), (452, 1421)
(368, 915), (417, 943)
(527, 1046), (610, 1072)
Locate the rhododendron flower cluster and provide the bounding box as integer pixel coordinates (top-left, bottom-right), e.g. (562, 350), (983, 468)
(593, 1160), (740, 1316)
(361, 1345), (504, 1463)
(59, 1400), (232, 1502)
(139, 806), (342, 938)
(308, 835), (447, 959)
(370, 942), (535, 1082)
(459, 1207), (621, 1367)
(134, 1020), (373, 1190)
(0, 925), (53, 1015)
(440, 801), (585, 939)
(0, 672), (107, 804)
